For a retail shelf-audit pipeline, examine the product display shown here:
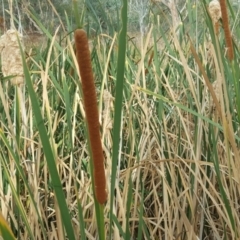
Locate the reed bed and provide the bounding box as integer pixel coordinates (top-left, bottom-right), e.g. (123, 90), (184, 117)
(0, 0), (239, 239)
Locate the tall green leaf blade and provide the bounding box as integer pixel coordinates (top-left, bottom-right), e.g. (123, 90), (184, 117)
(19, 41), (76, 240)
(110, 0), (128, 236)
(0, 131), (47, 239)
(0, 212), (15, 240)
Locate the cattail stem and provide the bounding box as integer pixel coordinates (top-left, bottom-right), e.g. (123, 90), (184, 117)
(219, 0), (234, 61)
(74, 29), (107, 204)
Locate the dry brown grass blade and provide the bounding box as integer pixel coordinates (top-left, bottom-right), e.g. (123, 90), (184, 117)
(189, 38), (240, 179)
(189, 39), (222, 118)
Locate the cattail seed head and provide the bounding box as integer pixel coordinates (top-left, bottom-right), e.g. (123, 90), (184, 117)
(74, 29), (107, 204)
(219, 0), (234, 61)
(209, 0), (222, 23)
(209, 0), (221, 34)
(0, 29), (24, 85)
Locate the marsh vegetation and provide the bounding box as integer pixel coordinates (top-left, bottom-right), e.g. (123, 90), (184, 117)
(0, 0), (240, 239)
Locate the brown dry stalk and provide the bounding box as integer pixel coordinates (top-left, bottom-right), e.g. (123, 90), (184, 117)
(145, 50), (154, 75)
(190, 40), (240, 164)
(189, 40), (222, 118)
(219, 0), (234, 60)
(74, 29), (107, 204)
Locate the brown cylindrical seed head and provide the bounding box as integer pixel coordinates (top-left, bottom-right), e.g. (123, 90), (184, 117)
(74, 29), (107, 204)
(219, 0), (234, 61)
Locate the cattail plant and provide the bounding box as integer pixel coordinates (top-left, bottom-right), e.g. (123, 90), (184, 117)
(0, 29), (24, 85)
(208, 0), (222, 35)
(74, 29), (107, 205)
(219, 0), (234, 60)
(0, 29), (28, 150)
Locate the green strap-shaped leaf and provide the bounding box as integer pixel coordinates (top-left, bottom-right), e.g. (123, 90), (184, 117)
(18, 41), (76, 240)
(0, 212), (15, 240)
